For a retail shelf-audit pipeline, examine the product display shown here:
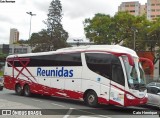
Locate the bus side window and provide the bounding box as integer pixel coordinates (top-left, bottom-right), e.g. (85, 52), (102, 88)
(85, 53), (112, 79)
(112, 64), (125, 86)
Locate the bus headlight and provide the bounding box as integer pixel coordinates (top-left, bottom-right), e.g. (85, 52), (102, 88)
(126, 94), (135, 100)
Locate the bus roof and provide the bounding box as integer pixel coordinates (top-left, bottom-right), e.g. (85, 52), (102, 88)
(57, 45), (137, 57)
(7, 45), (138, 58)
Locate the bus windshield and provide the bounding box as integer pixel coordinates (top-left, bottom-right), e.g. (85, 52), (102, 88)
(122, 56), (146, 90)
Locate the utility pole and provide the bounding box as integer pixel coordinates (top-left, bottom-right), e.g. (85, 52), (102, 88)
(132, 27), (138, 50)
(133, 30), (136, 50)
(26, 12), (36, 39)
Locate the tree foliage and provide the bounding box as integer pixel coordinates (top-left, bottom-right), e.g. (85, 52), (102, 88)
(43, 0), (69, 50)
(84, 12), (140, 45)
(84, 11), (160, 64)
(29, 0), (69, 52)
(84, 13), (112, 44)
(29, 29), (51, 52)
(84, 12), (160, 51)
(15, 39), (28, 44)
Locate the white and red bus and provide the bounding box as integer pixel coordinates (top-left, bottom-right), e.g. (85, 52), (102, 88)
(4, 45), (149, 107)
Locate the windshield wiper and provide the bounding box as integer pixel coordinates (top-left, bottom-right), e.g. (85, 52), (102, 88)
(133, 83), (139, 90)
(132, 83), (146, 91)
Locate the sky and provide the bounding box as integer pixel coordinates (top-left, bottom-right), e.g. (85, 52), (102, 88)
(0, 0), (147, 44)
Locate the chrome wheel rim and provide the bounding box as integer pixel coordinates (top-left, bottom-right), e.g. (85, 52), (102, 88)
(88, 95), (95, 104)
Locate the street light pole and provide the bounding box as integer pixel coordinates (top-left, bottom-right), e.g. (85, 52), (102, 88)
(132, 27), (138, 50)
(133, 30), (136, 50)
(26, 12), (36, 39)
(73, 39), (83, 47)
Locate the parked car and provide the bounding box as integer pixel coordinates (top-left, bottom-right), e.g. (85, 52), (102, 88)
(146, 82), (160, 107)
(0, 77), (4, 91)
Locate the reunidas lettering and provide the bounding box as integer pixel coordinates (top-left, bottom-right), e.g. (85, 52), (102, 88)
(37, 67), (73, 77)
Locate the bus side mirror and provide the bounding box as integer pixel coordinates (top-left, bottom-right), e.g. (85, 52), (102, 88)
(139, 57), (154, 71)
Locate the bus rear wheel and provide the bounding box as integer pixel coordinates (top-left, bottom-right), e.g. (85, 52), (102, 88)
(15, 84), (23, 96)
(24, 85), (31, 97)
(85, 91), (98, 107)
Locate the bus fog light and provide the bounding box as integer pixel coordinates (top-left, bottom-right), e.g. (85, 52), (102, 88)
(126, 94), (135, 100)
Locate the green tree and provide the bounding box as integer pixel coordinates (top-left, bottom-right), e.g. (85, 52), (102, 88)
(16, 39), (29, 44)
(84, 12), (138, 45)
(112, 11), (136, 46)
(43, 0), (69, 50)
(84, 11), (160, 65)
(29, 29), (51, 52)
(133, 15), (151, 51)
(84, 13), (112, 44)
(84, 12), (153, 51)
(145, 18), (160, 64)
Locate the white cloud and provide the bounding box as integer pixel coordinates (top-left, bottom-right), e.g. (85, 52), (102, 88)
(0, 0), (147, 44)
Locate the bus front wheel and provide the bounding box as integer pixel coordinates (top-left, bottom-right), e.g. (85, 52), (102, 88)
(85, 91), (98, 107)
(23, 85), (31, 97)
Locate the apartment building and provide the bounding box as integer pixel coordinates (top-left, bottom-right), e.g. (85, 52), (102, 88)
(118, 1), (142, 16)
(140, 4), (147, 15)
(147, 0), (160, 20)
(118, 0), (160, 21)
(9, 28), (19, 44)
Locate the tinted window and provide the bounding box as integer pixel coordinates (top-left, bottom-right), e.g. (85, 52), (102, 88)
(8, 53), (82, 67)
(85, 53), (125, 86)
(111, 56), (125, 86)
(112, 64), (125, 86)
(85, 53), (112, 79)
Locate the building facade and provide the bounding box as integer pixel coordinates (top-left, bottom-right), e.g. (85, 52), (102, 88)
(0, 44), (32, 55)
(9, 44), (32, 54)
(140, 4), (147, 15)
(9, 28), (19, 44)
(118, 1), (142, 16)
(0, 44), (9, 54)
(147, 0), (160, 20)
(118, 0), (160, 21)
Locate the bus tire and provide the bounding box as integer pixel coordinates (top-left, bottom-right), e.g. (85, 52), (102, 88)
(85, 90), (98, 107)
(0, 86), (3, 91)
(15, 84), (23, 96)
(23, 84), (31, 97)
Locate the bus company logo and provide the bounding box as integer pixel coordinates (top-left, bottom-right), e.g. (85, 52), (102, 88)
(0, 0), (15, 3)
(37, 67), (73, 77)
(139, 93), (144, 97)
(113, 97), (121, 101)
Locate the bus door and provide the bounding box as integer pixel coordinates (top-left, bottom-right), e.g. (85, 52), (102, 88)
(109, 62), (125, 106)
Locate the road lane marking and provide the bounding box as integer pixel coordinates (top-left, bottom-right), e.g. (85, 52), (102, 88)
(75, 109), (111, 118)
(63, 108), (74, 118)
(51, 103), (66, 108)
(31, 99), (43, 102)
(78, 116), (105, 118)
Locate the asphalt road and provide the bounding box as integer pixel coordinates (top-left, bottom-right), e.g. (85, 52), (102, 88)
(0, 88), (159, 118)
